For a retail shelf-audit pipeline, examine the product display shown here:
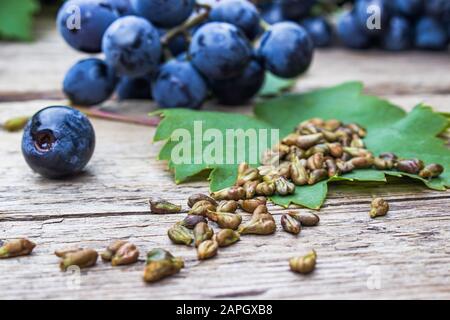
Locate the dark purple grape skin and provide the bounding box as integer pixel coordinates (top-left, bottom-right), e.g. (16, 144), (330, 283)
(56, 0), (119, 53)
(22, 106), (95, 179)
(102, 16), (162, 77)
(354, 0), (390, 36)
(257, 22), (314, 79)
(447, 21), (450, 40)
(301, 17), (333, 48)
(260, 4), (285, 25)
(380, 16), (413, 51)
(106, 0), (135, 16)
(424, 0), (450, 21)
(189, 22), (253, 81)
(209, 0), (261, 40)
(63, 58), (117, 106)
(131, 0), (195, 28)
(279, 0), (316, 21)
(337, 10), (372, 49)
(209, 59), (265, 106)
(116, 75), (152, 100)
(152, 60), (208, 109)
(414, 17), (449, 51)
(389, 0), (423, 18)
(158, 28), (189, 57)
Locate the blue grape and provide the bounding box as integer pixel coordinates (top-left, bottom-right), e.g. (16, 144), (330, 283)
(131, 0), (195, 28)
(389, 0), (423, 17)
(22, 106), (95, 179)
(415, 17), (448, 51)
(158, 28), (189, 57)
(301, 17), (333, 47)
(168, 34), (189, 57)
(56, 0), (118, 53)
(337, 11), (371, 49)
(106, 0), (135, 16)
(102, 16), (162, 77)
(380, 16), (412, 51)
(189, 22), (252, 80)
(63, 58), (117, 106)
(279, 0), (316, 21)
(425, 0), (450, 21)
(116, 76), (152, 100)
(260, 4), (285, 25)
(210, 60), (265, 106)
(209, 0), (261, 40)
(447, 21), (450, 39)
(257, 22), (314, 78)
(152, 60), (208, 109)
(354, 0), (390, 36)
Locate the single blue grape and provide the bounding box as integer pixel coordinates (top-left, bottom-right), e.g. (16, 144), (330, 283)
(22, 106), (95, 179)
(415, 17), (448, 51)
(102, 16), (162, 77)
(257, 22), (314, 78)
(279, 0), (316, 21)
(106, 0), (135, 16)
(56, 0), (118, 53)
(189, 22), (252, 80)
(354, 0), (390, 36)
(117, 75), (153, 100)
(152, 60), (208, 109)
(389, 0), (423, 17)
(209, 0), (261, 40)
(131, 0), (195, 28)
(63, 58), (117, 106)
(301, 17), (333, 48)
(380, 16), (412, 51)
(337, 11), (371, 49)
(210, 59), (265, 106)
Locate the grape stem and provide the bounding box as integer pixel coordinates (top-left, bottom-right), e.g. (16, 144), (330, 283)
(161, 4), (211, 46)
(259, 19), (271, 32)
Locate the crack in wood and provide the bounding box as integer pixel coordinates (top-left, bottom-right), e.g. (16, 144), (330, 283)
(213, 289), (267, 298)
(1, 194), (449, 223)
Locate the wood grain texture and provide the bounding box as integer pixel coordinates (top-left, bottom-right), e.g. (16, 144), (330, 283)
(0, 16), (450, 300)
(1, 100), (449, 299)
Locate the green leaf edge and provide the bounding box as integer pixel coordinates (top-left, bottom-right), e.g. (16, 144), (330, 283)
(0, 0), (40, 41)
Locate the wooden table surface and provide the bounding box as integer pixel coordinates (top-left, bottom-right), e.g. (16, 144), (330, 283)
(0, 17), (449, 300)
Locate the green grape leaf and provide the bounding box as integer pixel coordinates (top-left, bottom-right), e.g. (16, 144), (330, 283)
(153, 82), (450, 209)
(0, 0), (40, 41)
(153, 109), (276, 191)
(258, 72), (296, 97)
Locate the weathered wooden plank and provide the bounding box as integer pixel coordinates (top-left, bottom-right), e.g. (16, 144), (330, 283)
(0, 97), (449, 299)
(0, 198), (449, 300)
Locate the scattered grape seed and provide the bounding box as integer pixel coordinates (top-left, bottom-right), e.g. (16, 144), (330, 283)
(0, 239), (36, 259)
(149, 199), (182, 214)
(370, 198), (390, 219)
(58, 248), (98, 271)
(143, 249), (184, 283)
(289, 250), (317, 275)
(101, 241), (139, 266)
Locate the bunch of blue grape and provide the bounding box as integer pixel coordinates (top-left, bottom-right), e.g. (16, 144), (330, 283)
(58, 0), (315, 109)
(336, 0), (450, 51)
(257, 0), (450, 51)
